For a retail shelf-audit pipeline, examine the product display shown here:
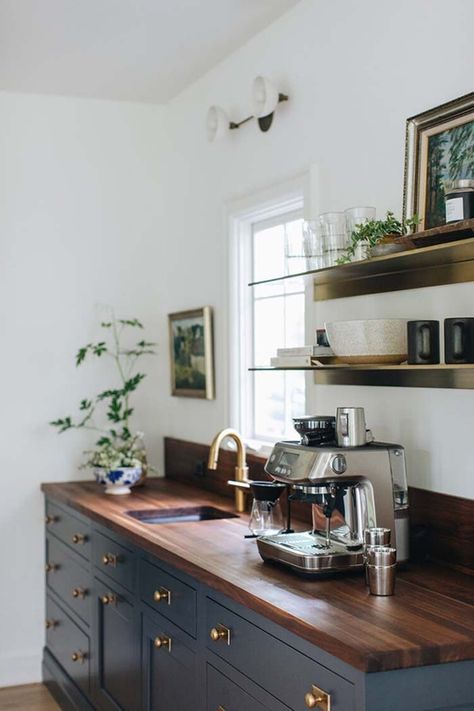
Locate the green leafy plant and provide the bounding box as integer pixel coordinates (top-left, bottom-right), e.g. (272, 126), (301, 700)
(336, 211), (421, 264)
(50, 315), (156, 469)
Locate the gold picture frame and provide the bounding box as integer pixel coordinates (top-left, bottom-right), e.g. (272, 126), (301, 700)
(168, 306), (215, 399)
(403, 92), (474, 231)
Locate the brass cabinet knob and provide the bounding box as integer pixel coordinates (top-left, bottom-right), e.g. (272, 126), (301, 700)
(209, 624), (231, 646)
(304, 685), (331, 711)
(72, 587), (87, 599)
(101, 593), (117, 606)
(153, 587), (171, 605)
(71, 651), (87, 664)
(72, 533), (86, 545)
(154, 635), (172, 652)
(102, 552), (118, 567)
(45, 619), (57, 629)
(45, 515), (58, 525)
(45, 563), (58, 573)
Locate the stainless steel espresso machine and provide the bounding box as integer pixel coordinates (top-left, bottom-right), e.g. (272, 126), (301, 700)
(256, 408), (409, 574)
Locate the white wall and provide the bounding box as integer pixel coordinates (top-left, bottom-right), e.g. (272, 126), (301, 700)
(158, 0), (474, 497)
(1, 0), (473, 689)
(0, 92), (165, 685)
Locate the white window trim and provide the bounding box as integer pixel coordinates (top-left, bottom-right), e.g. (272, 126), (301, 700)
(225, 175), (305, 452)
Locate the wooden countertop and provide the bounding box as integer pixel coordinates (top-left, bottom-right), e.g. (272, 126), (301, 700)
(41, 479), (474, 673)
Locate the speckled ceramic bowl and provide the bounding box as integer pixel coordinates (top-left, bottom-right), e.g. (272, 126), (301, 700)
(94, 466), (142, 495)
(325, 319), (408, 364)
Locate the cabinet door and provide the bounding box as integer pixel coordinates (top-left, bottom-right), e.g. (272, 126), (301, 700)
(92, 577), (141, 711)
(142, 612), (197, 711)
(207, 664), (273, 711)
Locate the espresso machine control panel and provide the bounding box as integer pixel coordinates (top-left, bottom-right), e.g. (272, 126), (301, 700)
(265, 441), (352, 484)
(266, 444), (318, 481)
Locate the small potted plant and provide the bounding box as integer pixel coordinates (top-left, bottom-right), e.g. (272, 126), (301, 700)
(337, 211), (420, 264)
(51, 314), (156, 494)
(85, 433), (145, 495)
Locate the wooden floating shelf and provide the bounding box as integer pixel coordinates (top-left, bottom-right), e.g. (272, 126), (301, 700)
(249, 219), (474, 301)
(250, 364), (474, 389)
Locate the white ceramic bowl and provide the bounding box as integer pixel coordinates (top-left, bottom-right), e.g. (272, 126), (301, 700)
(325, 319), (407, 364)
(94, 466), (142, 495)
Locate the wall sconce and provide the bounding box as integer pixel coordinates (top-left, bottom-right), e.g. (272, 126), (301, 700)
(206, 76), (288, 142)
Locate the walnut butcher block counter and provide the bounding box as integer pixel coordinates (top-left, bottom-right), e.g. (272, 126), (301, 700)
(41, 478), (474, 677)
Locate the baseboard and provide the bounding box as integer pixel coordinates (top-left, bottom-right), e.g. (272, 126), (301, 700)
(0, 652), (42, 687)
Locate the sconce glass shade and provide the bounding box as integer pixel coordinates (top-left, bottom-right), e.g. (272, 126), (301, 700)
(251, 76), (279, 118)
(206, 105), (229, 142)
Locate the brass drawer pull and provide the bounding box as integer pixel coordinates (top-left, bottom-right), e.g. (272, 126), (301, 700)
(209, 624), (231, 646)
(217, 707), (226, 711)
(71, 651), (87, 664)
(102, 552), (118, 567)
(154, 635), (172, 653)
(101, 593), (117, 606)
(45, 563), (58, 573)
(72, 533), (86, 545)
(45, 515), (58, 525)
(45, 619), (58, 629)
(153, 587), (171, 605)
(305, 684), (331, 710)
(72, 587), (87, 599)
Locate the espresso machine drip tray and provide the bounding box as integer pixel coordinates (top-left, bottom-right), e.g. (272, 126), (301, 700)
(257, 532), (364, 574)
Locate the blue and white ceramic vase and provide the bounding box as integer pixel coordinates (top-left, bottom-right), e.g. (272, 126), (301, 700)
(94, 466), (142, 495)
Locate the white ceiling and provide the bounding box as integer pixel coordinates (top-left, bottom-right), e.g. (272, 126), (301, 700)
(0, 0), (300, 103)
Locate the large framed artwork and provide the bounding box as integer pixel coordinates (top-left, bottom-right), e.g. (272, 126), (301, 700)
(168, 306), (215, 399)
(403, 92), (474, 231)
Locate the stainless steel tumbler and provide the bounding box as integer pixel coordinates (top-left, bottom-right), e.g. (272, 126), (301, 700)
(366, 546), (397, 596)
(364, 527), (391, 547)
(364, 528), (391, 585)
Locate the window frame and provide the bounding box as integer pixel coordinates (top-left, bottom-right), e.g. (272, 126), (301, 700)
(226, 179), (305, 449)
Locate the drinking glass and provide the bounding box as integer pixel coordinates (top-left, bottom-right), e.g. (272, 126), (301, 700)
(319, 212), (348, 266)
(344, 207), (376, 261)
(302, 220), (325, 270)
(284, 224), (306, 274)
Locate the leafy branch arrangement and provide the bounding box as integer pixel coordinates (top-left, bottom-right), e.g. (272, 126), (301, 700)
(337, 211), (420, 264)
(50, 316), (156, 470)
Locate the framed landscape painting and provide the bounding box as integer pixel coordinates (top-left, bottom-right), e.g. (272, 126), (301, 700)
(168, 306), (215, 399)
(403, 92), (474, 230)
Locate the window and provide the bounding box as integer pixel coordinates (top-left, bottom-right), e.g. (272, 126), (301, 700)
(229, 188), (306, 446)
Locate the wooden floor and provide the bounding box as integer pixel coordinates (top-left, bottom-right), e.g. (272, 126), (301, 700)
(0, 683), (60, 710)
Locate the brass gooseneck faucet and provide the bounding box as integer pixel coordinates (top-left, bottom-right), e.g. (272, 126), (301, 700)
(207, 428), (249, 513)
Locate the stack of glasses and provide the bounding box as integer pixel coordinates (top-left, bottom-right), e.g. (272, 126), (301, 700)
(286, 206), (377, 271)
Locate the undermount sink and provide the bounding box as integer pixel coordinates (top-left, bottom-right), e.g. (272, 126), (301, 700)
(125, 505), (239, 525)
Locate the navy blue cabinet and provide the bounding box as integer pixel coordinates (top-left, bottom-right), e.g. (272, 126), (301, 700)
(91, 576), (142, 711)
(42, 497), (474, 711)
(142, 611), (197, 711)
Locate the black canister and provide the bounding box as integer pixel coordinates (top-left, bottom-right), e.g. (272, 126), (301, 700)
(445, 179), (474, 223)
(407, 321), (440, 364)
(445, 318), (474, 364)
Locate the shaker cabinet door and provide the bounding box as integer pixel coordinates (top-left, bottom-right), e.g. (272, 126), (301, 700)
(142, 612), (197, 711)
(92, 577), (142, 711)
(206, 664), (275, 711)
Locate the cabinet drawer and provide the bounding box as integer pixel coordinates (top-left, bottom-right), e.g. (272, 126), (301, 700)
(46, 595), (90, 698)
(205, 598), (354, 711)
(46, 536), (91, 626)
(140, 559), (197, 637)
(45, 500), (91, 561)
(207, 664), (274, 711)
(92, 529), (136, 592)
